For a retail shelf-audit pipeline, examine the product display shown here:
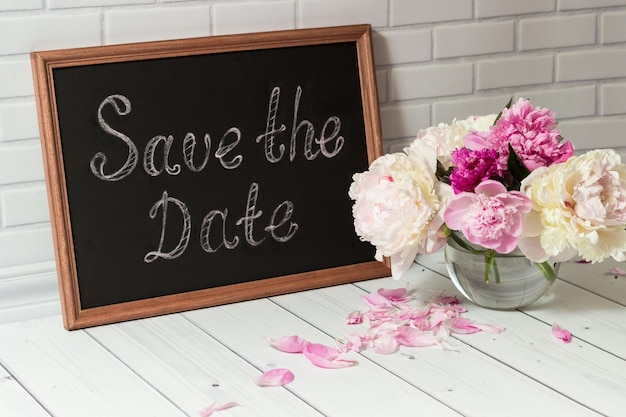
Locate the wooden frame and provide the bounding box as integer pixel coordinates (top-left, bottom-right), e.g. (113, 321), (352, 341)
(31, 24), (390, 330)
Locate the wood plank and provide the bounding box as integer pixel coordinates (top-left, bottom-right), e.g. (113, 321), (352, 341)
(86, 313), (324, 417)
(558, 258), (626, 305)
(520, 280), (626, 360)
(0, 316), (187, 417)
(0, 363), (50, 417)
(356, 266), (626, 417)
(418, 251), (626, 360)
(184, 298), (462, 417)
(270, 279), (601, 417)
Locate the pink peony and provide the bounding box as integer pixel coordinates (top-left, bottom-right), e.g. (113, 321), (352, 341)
(449, 147), (500, 193)
(464, 98), (574, 173)
(444, 180), (532, 253)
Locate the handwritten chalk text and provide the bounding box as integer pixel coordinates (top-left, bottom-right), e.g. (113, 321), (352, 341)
(144, 183), (298, 261)
(91, 86), (340, 262)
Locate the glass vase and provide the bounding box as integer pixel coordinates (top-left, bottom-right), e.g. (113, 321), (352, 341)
(444, 235), (560, 310)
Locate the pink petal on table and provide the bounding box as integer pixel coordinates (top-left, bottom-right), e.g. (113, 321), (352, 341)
(255, 368), (295, 387)
(552, 323), (572, 343)
(361, 292), (392, 307)
(373, 335), (399, 354)
(377, 287), (412, 303)
(396, 326), (441, 347)
(338, 333), (364, 353)
(346, 311), (364, 325)
(302, 343), (358, 368)
(267, 335), (309, 353)
(445, 317), (504, 335)
(608, 267), (626, 276)
(428, 294), (460, 305)
(471, 322), (505, 334)
(198, 402), (238, 416)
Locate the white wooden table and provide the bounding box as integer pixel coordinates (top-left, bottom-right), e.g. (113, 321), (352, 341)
(1, 251), (625, 417)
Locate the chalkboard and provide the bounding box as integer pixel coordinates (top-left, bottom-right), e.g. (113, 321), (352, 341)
(31, 24), (390, 330)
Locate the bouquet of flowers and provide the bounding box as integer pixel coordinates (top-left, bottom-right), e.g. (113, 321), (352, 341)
(349, 98), (626, 280)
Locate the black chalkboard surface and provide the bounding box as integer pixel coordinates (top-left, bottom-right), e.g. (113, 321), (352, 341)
(31, 24), (390, 330)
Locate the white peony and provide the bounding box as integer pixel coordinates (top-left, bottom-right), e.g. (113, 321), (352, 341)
(349, 142), (453, 279)
(519, 149), (626, 263)
(414, 114), (497, 169)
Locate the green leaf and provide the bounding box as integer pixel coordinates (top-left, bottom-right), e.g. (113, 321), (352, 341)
(506, 143), (530, 191)
(436, 159), (453, 185)
(493, 97), (513, 125)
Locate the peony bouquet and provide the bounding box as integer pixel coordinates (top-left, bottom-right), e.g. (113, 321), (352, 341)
(349, 98), (626, 280)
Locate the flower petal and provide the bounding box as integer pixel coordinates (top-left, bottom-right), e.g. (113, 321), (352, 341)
(346, 311), (364, 325)
(444, 317), (505, 335)
(608, 266), (626, 276)
(267, 335), (309, 353)
(377, 287), (410, 302)
(429, 294), (460, 305)
(444, 317), (480, 334)
(361, 292), (392, 307)
(470, 322), (506, 334)
(372, 335), (399, 354)
(302, 343), (358, 368)
(552, 323), (572, 343)
(198, 402), (238, 417)
(255, 368), (295, 387)
(396, 326), (441, 347)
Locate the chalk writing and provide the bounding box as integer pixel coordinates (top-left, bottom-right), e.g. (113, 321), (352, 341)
(93, 95), (244, 180)
(90, 95), (138, 181)
(144, 135), (182, 176)
(144, 191), (192, 263)
(92, 85), (343, 263)
(215, 127), (243, 169)
(146, 183), (299, 260)
(257, 86), (286, 163)
(183, 133), (211, 172)
(256, 85), (345, 163)
(291, 85), (318, 161)
(200, 209), (239, 253)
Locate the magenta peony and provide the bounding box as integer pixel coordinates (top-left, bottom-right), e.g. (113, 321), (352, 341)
(449, 147), (500, 193)
(414, 114), (497, 169)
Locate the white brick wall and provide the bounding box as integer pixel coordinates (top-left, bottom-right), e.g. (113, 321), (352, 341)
(476, 55), (554, 90)
(519, 14), (596, 50)
(214, 2), (295, 35)
(105, 5), (212, 44)
(434, 21), (514, 59)
(0, 101), (39, 142)
(0, 0), (625, 322)
(0, 13), (102, 55)
(475, 0), (555, 18)
(601, 10), (626, 43)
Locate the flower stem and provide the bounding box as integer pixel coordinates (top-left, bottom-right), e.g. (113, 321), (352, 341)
(535, 261), (557, 283)
(449, 231), (486, 255)
(484, 249), (500, 283)
(449, 231), (554, 284)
